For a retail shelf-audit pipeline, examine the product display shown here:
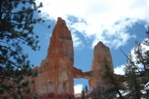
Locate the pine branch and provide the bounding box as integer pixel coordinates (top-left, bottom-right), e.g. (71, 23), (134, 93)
(104, 58), (124, 99)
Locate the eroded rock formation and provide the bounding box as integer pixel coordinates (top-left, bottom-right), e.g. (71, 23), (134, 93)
(30, 17), (117, 99)
(74, 42), (114, 89)
(89, 41), (113, 88)
(32, 17), (74, 99)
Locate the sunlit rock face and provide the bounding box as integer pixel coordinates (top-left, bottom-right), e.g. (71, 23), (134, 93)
(89, 41), (113, 89)
(29, 17), (115, 99)
(32, 17), (74, 99)
(73, 42), (114, 89)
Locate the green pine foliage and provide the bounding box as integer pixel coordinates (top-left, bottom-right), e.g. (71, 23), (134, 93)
(124, 28), (149, 99)
(86, 29), (149, 99)
(81, 86), (89, 99)
(0, 0), (49, 98)
(89, 59), (125, 99)
(102, 59), (124, 99)
(124, 54), (142, 99)
(81, 89), (86, 99)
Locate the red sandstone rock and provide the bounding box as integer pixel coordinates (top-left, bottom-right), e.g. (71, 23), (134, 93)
(73, 42), (113, 89)
(73, 67), (93, 79)
(73, 42), (113, 88)
(89, 41), (113, 88)
(31, 17), (74, 99)
(30, 18), (115, 99)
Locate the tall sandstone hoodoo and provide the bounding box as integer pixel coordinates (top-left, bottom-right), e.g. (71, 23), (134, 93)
(32, 17), (74, 99)
(30, 17), (115, 99)
(89, 41), (113, 89)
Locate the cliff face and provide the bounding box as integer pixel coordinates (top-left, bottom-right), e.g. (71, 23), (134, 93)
(32, 17), (74, 99)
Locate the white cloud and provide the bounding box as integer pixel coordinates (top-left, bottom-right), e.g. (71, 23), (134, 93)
(130, 38), (149, 70)
(114, 65), (125, 75)
(72, 33), (83, 48)
(36, 0), (149, 48)
(74, 84), (83, 94)
(114, 38), (149, 75)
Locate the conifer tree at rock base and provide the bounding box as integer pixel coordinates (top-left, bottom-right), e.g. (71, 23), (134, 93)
(0, 0), (49, 98)
(89, 59), (125, 99)
(87, 28), (149, 98)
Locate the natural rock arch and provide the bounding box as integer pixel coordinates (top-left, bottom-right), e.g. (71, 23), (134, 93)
(30, 17), (114, 99)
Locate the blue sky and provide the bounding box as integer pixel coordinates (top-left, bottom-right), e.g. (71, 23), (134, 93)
(25, 0), (149, 94)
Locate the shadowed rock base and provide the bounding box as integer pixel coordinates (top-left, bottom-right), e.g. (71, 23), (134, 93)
(38, 93), (74, 99)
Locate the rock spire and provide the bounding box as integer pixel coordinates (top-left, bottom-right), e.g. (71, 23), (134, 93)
(89, 41), (113, 88)
(32, 17), (74, 99)
(73, 41), (113, 89)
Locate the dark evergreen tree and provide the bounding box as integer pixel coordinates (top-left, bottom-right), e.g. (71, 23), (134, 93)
(0, 0), (49, 98)
(124, 54), (142, 99)
(89, 59), (125, 99)
(84, 85), (88, 99)
(102, 58), (125, 99)
(124, 28), (149, 98)
(81, 89), (86, 99)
